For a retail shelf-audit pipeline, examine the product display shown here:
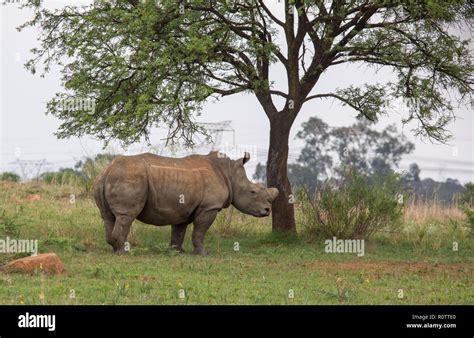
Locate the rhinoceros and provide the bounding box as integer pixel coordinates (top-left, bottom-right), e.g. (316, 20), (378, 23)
(93, 151), (278, 255)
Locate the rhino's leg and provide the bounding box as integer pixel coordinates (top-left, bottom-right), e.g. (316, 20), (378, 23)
(192, 209), (218, 255)
(170, 223), (189, 253)
(111, 215), (135, 255)
(97, 206), (118, 252)
(104, 218), (118, 252)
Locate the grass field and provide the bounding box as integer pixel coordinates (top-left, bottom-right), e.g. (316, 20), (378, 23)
(0, 181), (472, 304)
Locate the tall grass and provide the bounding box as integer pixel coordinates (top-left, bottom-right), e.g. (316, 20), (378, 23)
(383, 200), (472, 250)
(403, 200), (465, 224)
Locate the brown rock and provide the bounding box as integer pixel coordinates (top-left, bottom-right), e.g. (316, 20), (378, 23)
(5, 253), (66, 275)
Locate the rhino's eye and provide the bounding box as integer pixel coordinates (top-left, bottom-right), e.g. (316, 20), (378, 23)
(251, 189), (257, 194)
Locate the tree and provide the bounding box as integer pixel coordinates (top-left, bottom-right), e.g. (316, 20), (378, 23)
(255, 116), (414, 194)
(254, 162), (321, 195)
(253, 162), (267, 183)
(0, 172), (21, 182)
(294, 116), (332, 182)
(329, 119), (414, 177)
(39, 168), (81, 185)
(20, 0), (473, 233)
(400, 165), (466, 205)
(403, 163), (421, 183)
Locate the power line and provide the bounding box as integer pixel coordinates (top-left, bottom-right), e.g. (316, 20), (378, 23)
(195, 120), (235, 147)
(8, 159), (53, 180)
(404, 155), (474, 166)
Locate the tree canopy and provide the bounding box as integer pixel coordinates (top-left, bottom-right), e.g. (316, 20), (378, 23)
(20, 0), (473, 145)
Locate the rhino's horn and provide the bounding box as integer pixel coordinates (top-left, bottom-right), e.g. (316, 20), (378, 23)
(268, 187), (279, 201)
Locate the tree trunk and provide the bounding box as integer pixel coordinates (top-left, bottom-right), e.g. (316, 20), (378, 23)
(267, 114), (296, 234)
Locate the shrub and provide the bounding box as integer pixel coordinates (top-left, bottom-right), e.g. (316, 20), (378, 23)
(40, 169), (81, 185)
(456, 182), (474, 234)
(0, 172), (21, 182)
(299, 169), (404, 239)
(77, 154), (116, 195)
(458, 182), (474, 207)
(0, 207), (24, 237)
(460, 207), (474, 234)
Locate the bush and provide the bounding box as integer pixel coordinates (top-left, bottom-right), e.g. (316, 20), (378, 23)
(460, 207), (474, 234)
(0, 208), (24, 237)
(299, 169), (404, 239)
(456, 182), (474, 234)
(37, 153), (116, 193)
(77, 153), (116, 195)
(458, 182), (474, 207)
(40, 169), (81, 185)
(0, 172), (21, 182)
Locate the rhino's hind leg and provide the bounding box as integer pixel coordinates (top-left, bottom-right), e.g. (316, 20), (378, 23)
(97, 203), (118, 252)
(111, 215), (134, 255)
(192, 210), (218, 255)
(170, 223), (189, 253)
(104, 217), (118, 252)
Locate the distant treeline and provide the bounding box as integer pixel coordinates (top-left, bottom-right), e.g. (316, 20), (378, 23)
(253, 116), (471, 206)
(399, 163), (466, 205)
(1, 116), (471, 206)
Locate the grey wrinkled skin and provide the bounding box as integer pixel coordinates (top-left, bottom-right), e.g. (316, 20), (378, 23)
(93, 151), (279, 255)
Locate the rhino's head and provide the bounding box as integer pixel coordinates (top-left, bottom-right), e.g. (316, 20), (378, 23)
(230, 152), (279, 217)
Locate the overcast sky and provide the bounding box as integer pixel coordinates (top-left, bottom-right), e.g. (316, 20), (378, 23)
(1, 2), (473, 182)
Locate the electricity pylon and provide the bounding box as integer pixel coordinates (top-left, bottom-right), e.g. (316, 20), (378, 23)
(8, 159), (52, 181)
(195, 120), (235, 148)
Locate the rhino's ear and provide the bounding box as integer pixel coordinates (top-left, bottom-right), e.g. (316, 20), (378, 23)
(267, 188), (279, 201)
(242, 152), (250, 165)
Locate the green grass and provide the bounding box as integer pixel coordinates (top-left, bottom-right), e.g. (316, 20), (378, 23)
(0, 182), (472, 304)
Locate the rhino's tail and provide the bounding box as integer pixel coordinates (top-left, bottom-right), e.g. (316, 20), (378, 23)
(93, 170), (115, 223)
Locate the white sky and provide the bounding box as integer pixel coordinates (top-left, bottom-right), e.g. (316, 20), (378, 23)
(1, 2), (473, 182)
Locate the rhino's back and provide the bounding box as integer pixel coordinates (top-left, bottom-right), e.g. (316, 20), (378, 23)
(136, 153), (230, 225)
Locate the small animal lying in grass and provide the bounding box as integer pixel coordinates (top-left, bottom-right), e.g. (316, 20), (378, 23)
(93, 151), (278, 255)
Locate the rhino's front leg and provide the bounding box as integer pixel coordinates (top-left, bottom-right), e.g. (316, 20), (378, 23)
(170, 222), (189, 253)
(192, 209), (218, 255)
